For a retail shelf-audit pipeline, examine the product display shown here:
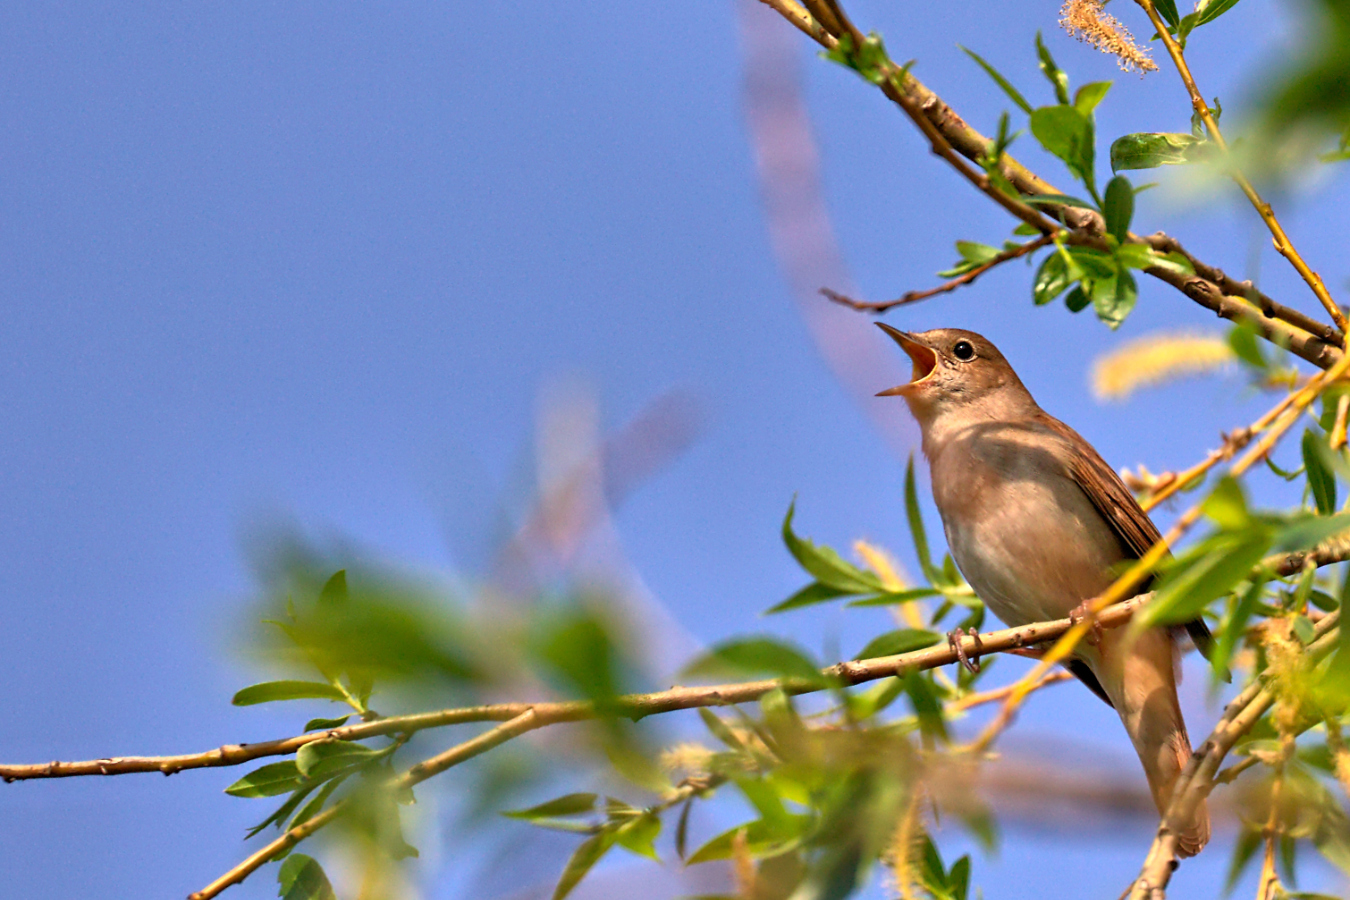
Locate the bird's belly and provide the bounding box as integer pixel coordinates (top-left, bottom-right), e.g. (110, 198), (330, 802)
(940, 479), (1124, 629)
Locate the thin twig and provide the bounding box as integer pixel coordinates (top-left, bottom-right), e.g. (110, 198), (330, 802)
(1135, 0), (1348, 336)
(823, 235), (1054, 313)
(187, 710), (542, 900)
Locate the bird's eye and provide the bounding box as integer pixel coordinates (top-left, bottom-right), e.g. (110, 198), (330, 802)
(952, 340), (975, 361)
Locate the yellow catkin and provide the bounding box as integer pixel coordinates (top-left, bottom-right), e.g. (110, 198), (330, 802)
(882, 792), (924, 900)
(658, 742), (715, 776)
(1060, 0), (1159, 74)
(1091, 331), (1234, 400)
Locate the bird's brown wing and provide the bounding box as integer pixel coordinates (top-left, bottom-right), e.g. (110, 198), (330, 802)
(1032, 411), (1215, 662)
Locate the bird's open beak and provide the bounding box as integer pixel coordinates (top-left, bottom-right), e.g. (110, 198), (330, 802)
(875, 323), (938, 396)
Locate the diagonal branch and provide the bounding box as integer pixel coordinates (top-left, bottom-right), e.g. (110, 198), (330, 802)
(822, 235), (1054, 313)
(1135, 0), (1348, 336)
(754, 0), (1343, 368)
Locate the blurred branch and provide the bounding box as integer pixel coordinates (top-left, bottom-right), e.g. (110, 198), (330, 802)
(1126, 611), (1342, 900)
(753, 0), (1343, 368)
(822, 235), (1054, 313)
(1135, 0), (1348, 336)
(15, 523), (1350, 785)
(188, 710), (542, 900)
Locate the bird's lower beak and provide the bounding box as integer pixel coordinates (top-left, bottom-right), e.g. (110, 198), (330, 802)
(875, 323), (938, 396)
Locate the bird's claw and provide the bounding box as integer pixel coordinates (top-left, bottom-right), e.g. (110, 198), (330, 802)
(1068, 602), (1104, 647)
(947, 627), (983, 674)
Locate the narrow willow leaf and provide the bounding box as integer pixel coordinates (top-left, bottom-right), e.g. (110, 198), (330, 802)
(1272, 512), (1350, 553)
(686, 816), (809, 865)
(503, 793), (599, 820)
(318, 569), (348, 606)
(781, 500), (883, 593)
(290, 775), (348, 830)
(295, 740), (383, 778)
(225, 761), (306, 798)
(767, 581), (851, 614)
(615, 812), (662, 861)
(553, 827), (619, 900)
(1154, 0), (1181, 27)
(1212, 577), (1265, 679)
(1024, 193), (1098, 210)
(846, 587), (942, 607)
(1034, 32), (1070, 105)
(1303, 429), (1338, 515)
(231, 680), (347, 707)
(1103, 175), (1134, 242)
(698, 708), (746, 751)
(955, 241), (1001, 263)
(1073, 81), (1112, 116)
(303, 715), (351, 732)
(684, 637), (825, 686)
(904, 456), (941, 583)
(278, 854), (337, 900)
(1109, 132), (1204, 172)
(1203, 476), (1250, 530)
(959, 46), (1033, 114)
(675, 800), (693, 861)
(1195, 0), (1243, 27)
(1141, 532), (1273, 628)
(905, 670), (949, 744)
(855, 629), (941, 660)
(246, 783), (316, 838)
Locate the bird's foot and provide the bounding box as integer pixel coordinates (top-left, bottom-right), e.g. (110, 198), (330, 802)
(947, 627), (983, 674)
(1068, 602), (1104, 647)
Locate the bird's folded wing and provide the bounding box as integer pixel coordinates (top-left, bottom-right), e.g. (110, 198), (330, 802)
(1031, 411), (1217, 663)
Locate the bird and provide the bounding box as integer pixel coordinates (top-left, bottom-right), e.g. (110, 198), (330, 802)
(875, 323), (1211, 858)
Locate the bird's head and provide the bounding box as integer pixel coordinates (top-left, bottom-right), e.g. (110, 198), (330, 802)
(875, 324), (1032, 426)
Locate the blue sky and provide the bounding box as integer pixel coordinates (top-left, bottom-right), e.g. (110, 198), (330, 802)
(1, 1), (1347, 898)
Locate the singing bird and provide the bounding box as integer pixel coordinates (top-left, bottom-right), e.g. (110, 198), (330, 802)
(876, 324), (1210, 857)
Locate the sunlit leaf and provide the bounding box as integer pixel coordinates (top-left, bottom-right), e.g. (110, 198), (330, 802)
(225, 761), (306, 798)
(1109, 132), (1206, 172)
(855, 629), (941, 660)
(615, 812), (661, 861)
(553, 827), (620, 900)
(295, 740), (383, 778)
(782, 500), (884, 593)
(1103, 175), (1133, 242)
(1074, 81), (1112, 116)
(1139, 531), (1273, 628)
(904, 456), (942, 584)
(1034, 32), (1070, 105)
(767, 581), (851, 614)
(684, 637), (826, 686)
(1303, 429), (1339, 515)
(277, 854), (336, 900)
(231, 681), (347, 707)
(1032, 251), (1072, 306)
(303, 715), (351, 732)
(959, 46), (1033, 114)
(317, 569), (348, 606)
(1030, 105), (1095, 187)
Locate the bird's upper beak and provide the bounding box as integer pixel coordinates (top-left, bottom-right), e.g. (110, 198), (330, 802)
(875, 323), (938, 396)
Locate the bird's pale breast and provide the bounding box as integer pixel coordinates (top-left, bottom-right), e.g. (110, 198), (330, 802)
(927, 419), (1129, 629)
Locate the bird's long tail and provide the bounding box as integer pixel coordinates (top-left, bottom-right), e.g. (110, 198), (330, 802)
(1101, 629), (1211, 858)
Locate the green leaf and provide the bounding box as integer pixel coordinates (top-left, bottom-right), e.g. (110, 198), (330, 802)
(225, 761), (307, 799)
(1032, 251), (1072, 306)
(855, 629), (941, 660)
(1203, 475), (1250, 530)
(1212, 577), (1266, 680)
(552, 827), (620, 900)
(1103, 175), (1134, 242)
(960, 46), (1033, 114)
(231, 680), (348, 707)
(905, 670), (949, 744)
(295, 740), (383, 779)
(955, 241), (1001, 264)
(318, 569), (348, 606)
(683, 637), (825, 686)
(277, 854), (336, 900)
(1154, 0), (1181, 27)
(904, 456), (941, 583)
(303, 715), (351, 732)
(1273, 512), (1350, 552)
(1034, 32), (1070, 105)
(1109, 132), (1205, 172)
(1303, 429), (1339, 515)
(686, 816), (809, 864)
(1114, 243), (1156, 270)
(1093, 269), (1137, 329)
(846, 587), (942, 607)
(504, 793), (599, 820)
(698, 708), (746, 751)
(1030, 105), (1095, 187)
(821, 31), (893, 85)
(845, 676), (906, 719)
(1194, 0), (1243, 27)
(246, 783), (317, 838)
(781, 500), (884, 593)
(1024, 193), (1099, 210)
(615, 812), (661, 861)
(948, 855), (972, 900)
(1064, 285), (1090, 312)
(1073, 81), (1112, 115)
(290, 775), (348, 830)
(1140, 532), (1273, 629)
(767, 581), (851, 614)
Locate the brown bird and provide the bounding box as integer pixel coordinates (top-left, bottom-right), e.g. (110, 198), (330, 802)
(877, 324), (1210, 857)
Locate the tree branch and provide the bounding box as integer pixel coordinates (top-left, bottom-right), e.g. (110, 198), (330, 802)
(1135, 0), (1348, 336)
(754, 0), (1343, 368)
(822, 235), (1054, 313)
(1126, 611), (1342, 899)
